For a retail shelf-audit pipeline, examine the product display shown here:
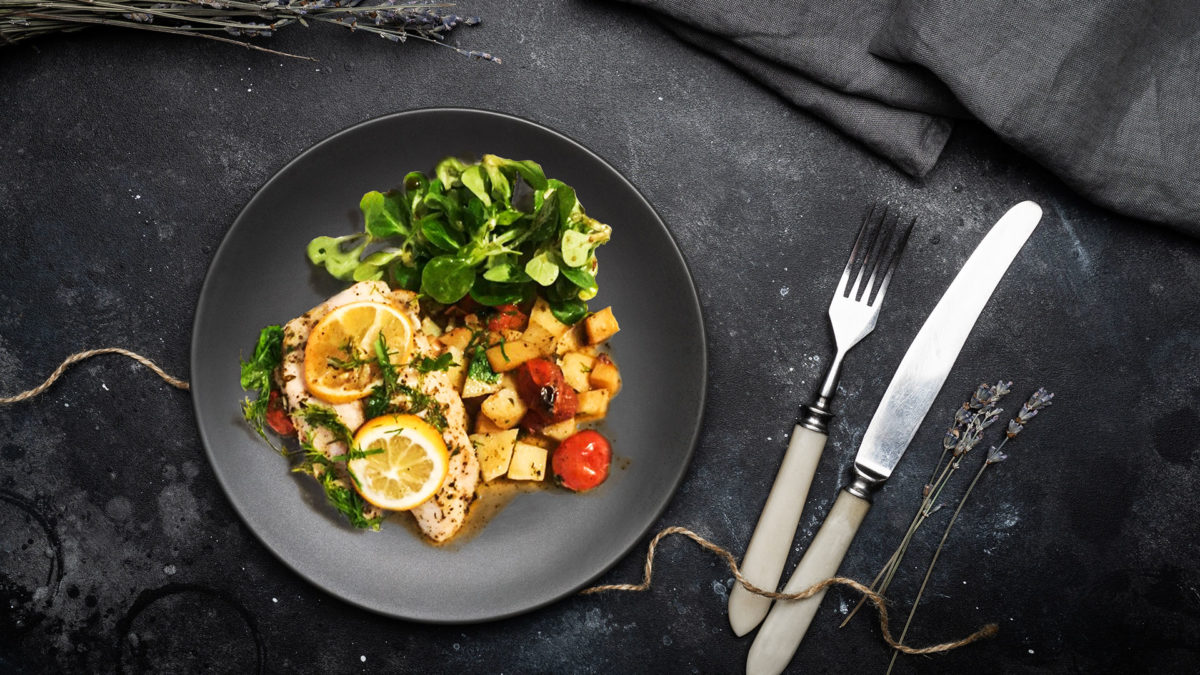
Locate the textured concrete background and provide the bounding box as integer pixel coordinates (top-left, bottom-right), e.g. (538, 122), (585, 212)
(2, 1), (1200, 672)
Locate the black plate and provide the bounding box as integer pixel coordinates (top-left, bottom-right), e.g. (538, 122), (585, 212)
(190, 109), (706, 623)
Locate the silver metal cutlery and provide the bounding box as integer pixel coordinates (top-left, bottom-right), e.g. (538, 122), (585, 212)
(745, 201), (1043, 675)
(728, 205), (914, 636)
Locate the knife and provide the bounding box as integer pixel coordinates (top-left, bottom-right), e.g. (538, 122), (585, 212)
(745, 201), (1043, 675)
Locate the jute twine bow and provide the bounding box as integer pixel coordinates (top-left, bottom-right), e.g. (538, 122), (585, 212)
(4, 351), (997, 656)
(580, 526), (998, 655)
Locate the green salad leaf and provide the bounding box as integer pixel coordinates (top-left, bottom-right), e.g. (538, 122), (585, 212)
(306, 154), (611, 308)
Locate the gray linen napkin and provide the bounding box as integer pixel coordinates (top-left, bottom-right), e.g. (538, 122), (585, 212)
(872, 0), (1199, 229)
(618, 0), (1200, 231)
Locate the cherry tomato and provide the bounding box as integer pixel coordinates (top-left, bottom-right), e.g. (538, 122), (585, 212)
(265, 389), (296, 436)
(516, 358), (577, 425)
(552, 430), (612, 492)
(486, 304), (528, 332)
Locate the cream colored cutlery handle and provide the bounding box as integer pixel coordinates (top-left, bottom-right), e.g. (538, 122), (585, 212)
(728, 424), (828, 636)
(746, 489), (871, 675)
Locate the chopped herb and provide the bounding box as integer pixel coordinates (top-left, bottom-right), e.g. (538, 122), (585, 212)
(411, 352), (457, 373)
(467, 343), (500, 384)
(319, 469), (382, 530)
(297, 403), (355, 448)
(395, 383), (448, 431)
(326, 339), (374, 370)
(239, 325), (284, 447)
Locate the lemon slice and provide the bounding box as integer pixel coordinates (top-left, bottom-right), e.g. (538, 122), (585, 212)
(304, 301), (412, 403)
(349, 414), (449, 511)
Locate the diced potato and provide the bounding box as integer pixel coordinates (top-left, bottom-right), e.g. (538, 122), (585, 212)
(529, 297), (572, 338)
(520, 434), (554, 449)
(560, 351), (596, 393)
(470, 429), (519, 482)
(576, 388), (610, 421)
(474, 412), (505, 434)
(523, 297), (573, 356)
(522, 321), (558, 356)
(507, 442), (547, 481)
(541, 417), (577, 441)
(585, 307), (620, 344)
(462, 369), (503, 398)
(444, 345), (467, 392)
(439, 327), (472, 351)
(503, 329), (524, 343)
(486, 339), (540, 372)
(588, 353), (621, 396)
(481, 387), (528, 430)
(421, 317), (443, 338)
(554, 324), (586, 356)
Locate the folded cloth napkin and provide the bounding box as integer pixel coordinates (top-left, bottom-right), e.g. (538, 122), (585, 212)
(618, 0), (1200, 232)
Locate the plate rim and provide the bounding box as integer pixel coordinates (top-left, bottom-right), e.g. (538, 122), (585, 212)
(190, 106), (708, 623)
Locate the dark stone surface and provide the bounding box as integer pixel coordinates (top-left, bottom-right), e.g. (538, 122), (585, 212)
(2, 1), (1199, 673)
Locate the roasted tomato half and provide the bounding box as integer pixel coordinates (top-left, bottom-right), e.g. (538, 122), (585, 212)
(486, 304), (528, 333)
(265, 389), (296, 436)
(516, 358), (577, 428)
(552, 430), (612, 492)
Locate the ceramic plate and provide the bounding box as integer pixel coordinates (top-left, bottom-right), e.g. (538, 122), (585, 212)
(191, 108), (706, 622)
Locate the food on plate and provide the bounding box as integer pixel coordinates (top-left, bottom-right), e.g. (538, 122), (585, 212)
(552, 430), (612, 492)
(239, 156), (624, 541)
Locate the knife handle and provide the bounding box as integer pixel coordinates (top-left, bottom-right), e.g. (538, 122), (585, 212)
(728, 424), (828, 636)
(746, 489), (871, 675)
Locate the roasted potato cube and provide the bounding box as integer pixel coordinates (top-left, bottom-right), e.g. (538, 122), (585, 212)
(576, 388), (610, 421)
(507, 442), (547, 481)
(481, 387), (528, 429)
(588, 353), (621, 396)
(560, 351), (596, 393)
(522, 298), (572, 356)
(444, 345), (467, 392)
(585, 307), (620, 344)
(421, 317), (444, 338)
(522, 322), (558, 356)
(541, 417), (577, 441)
(554, 324), (586, 356)
(462, 368), (503, 398)
(474, 412), (506, 434)
(438, 326), (472, 351)
(470, 429), (519, 482)
(529, 297), (572, 337)
(486, 339), (540, 372)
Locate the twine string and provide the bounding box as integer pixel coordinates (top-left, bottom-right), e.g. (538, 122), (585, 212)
(2, 352), (996, 656)
(580, 526), (998, 655)
(0, 348), (189, 404)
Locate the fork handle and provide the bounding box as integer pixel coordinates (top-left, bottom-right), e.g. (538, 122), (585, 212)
(728, 424), (827, 636)
(746, 489), (872, 675)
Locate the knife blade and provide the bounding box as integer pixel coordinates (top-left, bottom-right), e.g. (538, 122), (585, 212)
(745, 201), (1043, 675)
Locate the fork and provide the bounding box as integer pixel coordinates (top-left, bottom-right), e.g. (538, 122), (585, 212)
(728, 204), (915, 636)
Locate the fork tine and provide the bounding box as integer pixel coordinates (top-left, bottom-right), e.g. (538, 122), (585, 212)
(870, 216), (916, 306)
(862, 210), (898, 302)
(847, 204), (887, 300)
(836, 203), (878, 297)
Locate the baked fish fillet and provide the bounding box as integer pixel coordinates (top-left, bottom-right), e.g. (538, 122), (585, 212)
(275, 280), (479, 542)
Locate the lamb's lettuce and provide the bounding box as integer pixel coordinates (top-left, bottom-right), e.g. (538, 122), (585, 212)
(307, 155), (610, 314)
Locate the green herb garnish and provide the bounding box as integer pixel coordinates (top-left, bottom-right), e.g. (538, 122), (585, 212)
(239, 325), (284, 448)
(466, 342), (500, 385)
(411, 352), (456, 374)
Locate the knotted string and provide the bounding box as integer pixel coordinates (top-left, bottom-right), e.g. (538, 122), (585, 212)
(581, 525), (998, 655)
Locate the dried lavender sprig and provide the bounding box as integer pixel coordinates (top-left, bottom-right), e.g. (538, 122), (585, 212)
(0, 0), (496, 62)
(842, 380), (1010, 628)
(885, 387), (1053, 674)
